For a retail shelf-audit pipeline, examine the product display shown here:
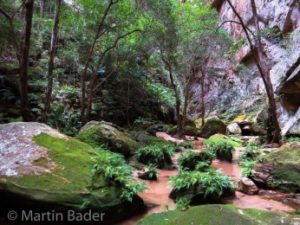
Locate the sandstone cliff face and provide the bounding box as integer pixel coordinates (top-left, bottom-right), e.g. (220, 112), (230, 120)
(191, 0), (300, 136)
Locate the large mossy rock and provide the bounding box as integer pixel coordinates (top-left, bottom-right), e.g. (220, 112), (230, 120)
(77, 120), (138, 157)
(137, 204), (298, 225)
(251, 142), (300, 193)
(199, 118), (226, 138)
(0, 122), (144, 223)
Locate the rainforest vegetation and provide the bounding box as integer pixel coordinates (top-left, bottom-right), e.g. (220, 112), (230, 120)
(0, 0), (299, 224)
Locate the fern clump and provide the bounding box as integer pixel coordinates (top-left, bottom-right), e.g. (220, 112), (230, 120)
(136, 142), (175, 168)
(239, 141), (261, 177)
(204, 134), (241, 162)
(92, 151), (145, 202)
(138, 164), (158, 180)
(178, 150), (213, 171)
(169, 169), (235, 204)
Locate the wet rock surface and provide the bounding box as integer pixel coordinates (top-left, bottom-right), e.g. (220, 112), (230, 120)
(0, 122), (144, 224)
(237, 177), (259, 195)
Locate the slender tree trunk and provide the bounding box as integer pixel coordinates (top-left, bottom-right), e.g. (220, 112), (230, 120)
(250, 0), (281, 143)
(200, 69), (205, 126)
(39, 0), (46, 18)
(85, 29), (140, 122)
(0, 8), (20, 63)
(160, 51), (183, 137)
(80, 0), (118, 123)
(225, 0), (282, 143)
(19, 0), (34, 121)
(171, 71), (183, 137)
(43, 0), (62, 123)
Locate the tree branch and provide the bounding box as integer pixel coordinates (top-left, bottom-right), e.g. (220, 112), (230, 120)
(216, 20), (255, 37)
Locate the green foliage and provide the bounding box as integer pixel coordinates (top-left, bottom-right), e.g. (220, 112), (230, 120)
(228, 38), (245, 56)
(144, 81), (176, 107)
(178, 150), (213, 171)
(195, 161), (211, 172)
(146, 164), (158, 179)
(176, 197), (190, 211)
(239, 141), (261, 177)
(240, 141), (261, 161)
(170, 169), (235, 199)
(92, 150), (145, 202)
(204, 134), (241, 162)
(285, 136), (300, 143)
(136, 142), (175, 168)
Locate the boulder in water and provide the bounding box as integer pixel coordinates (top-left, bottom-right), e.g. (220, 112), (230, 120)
(237, 177), (259, 195)
(199, 118), (226, 138)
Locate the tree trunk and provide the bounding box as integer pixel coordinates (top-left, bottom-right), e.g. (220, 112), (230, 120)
(250, 0), (281, 143)
(200, 69), (205, 127)
(167, 63), (182, 136)
(39, 0), (46, 18)
(43, 0), (62, 123)
(80, 0), (117, 123)
(225, 0), (282, 143)
(19, 0), (34, 122)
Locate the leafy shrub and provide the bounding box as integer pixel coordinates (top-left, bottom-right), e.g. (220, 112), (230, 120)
(285, 137), (300, 143)
(170, 169), (235, 203)
(139, 164), (159, 180)
(239, 141), (261, 161)
(92, 150), (145, 202)
(136, 142), (175, 168)
(240, 160), (256, 177)
(146, 164), (158, 179)
(195, 161), (210, 172)
(178, 151), (213, 171)
(239, 141), (261, 177)
(204, 134), (241, 162)
(176, 197), (190, 211)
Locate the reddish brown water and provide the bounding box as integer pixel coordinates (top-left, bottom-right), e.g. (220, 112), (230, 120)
(120, 132), (296, 225)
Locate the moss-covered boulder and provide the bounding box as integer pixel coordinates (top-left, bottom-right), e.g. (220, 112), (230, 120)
(251, 142), (300, 193)
(137, 204), (298, 225)
(0, 122), (144, 223)
(199, 118), (226, 138)
(77, 120), (138, 157)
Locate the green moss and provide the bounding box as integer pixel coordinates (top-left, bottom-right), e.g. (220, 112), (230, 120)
(33, 157), (49, 167)
(3, 133), (124, 209)
(204, 134), (242, 148)
(199, 118), (226, 138)
(77, 122), (138, 156)
(260, 142), (300, 192)
(138, 204), (295, 225)
(204, 134), (242, 161)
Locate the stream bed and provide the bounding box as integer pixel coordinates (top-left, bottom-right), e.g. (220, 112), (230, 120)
(120, 132), (297, 225)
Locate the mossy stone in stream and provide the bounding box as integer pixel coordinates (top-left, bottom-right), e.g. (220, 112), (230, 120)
(137, 204), (297, 225)
(77, 120), (138, 157)
(199, 118), (226, 138)
(254, 142), (300, 193)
